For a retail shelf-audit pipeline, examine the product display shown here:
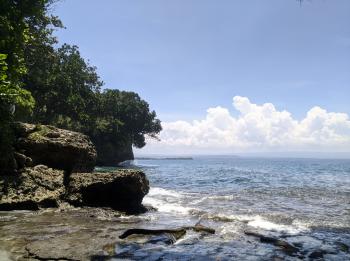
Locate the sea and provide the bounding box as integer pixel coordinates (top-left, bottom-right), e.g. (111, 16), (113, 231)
(108, 156), (350, 260)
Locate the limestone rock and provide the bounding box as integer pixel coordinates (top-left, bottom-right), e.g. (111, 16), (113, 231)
(0, 165), (65, 210)
(66, 170), (149, 213)
(15, 123), (96, 172)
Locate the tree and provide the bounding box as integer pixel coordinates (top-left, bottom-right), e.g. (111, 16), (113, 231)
(24, 44), (103, 131)
(1, 0), (162, 169)
(95, 89), (162, 148)
(0, 0), (54, 173)
(90, 89), (162, 165)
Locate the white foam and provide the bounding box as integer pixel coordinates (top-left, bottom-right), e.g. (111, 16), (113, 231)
(208, 195), (235, 200)
(191, 195), (234, 205)
(142, 197), (193, 215)
(207, 213), (254, 222)
(247, 216), (308, 234)
(209, 213), (309, 235)
(147, 187), (184, 198)
(220, 223), (242, 236)
(174, 232), (200, 245)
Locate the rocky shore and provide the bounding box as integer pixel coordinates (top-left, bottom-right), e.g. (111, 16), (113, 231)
(0, 123), (149, 213)
(0, 123), (154, 259)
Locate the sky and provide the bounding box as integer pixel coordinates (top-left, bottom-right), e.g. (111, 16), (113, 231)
(53, 0), (350, 156)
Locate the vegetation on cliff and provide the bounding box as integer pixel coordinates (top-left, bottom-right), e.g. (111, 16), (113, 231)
(0, 0), (161, 171)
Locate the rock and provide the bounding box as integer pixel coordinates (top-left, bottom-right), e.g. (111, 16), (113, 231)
(65, 170), (149, 213)
(13, 152), (32, 169)
(14, 123), (96, 173)
(147, 233), (178, 245)
(119, 228), (187, 240)
(336, 241), (349, 253)
(119, 223), (214, 242)
(245, 231), (300, 256)
(0, 207), (130, 260)
(309, 250), (327, 259)
(0, 165), (65, 210)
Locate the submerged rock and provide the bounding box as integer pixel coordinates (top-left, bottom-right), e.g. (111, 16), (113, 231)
(66, 170), (149, 213)
(14, 122), (96, 173)
(0, 165), (65, 210)
(244, 231), (300, 256)
(119, 228), (187, 240)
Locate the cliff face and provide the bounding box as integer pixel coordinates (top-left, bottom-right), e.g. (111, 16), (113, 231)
(94, 136), (134, 166)
(0, 123), (149, 213)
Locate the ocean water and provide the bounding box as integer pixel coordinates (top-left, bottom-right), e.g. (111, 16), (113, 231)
(115, 156), (350, 260)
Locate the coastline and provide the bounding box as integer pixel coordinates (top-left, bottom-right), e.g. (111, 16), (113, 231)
(1, 125), (349, 260)
(1, 157), (350, 260)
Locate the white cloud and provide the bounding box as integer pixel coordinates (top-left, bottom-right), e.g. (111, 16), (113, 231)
(140, 96), (350, 154)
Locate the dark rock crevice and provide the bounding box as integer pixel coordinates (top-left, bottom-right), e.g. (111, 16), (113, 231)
(66, 171), (149, 214)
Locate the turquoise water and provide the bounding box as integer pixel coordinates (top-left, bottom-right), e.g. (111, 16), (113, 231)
(112, 157), (350, 260)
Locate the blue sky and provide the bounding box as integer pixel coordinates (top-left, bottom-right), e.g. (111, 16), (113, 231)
(54, 0), (350, 121)
(53, 0), (350, 154)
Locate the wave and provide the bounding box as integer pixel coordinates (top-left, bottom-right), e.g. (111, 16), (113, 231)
(142, 187), (196, 214)
(191, 194), (235, 205)
(207, 213), (309, 235)
(119, 160), (160, 168)
(247, 216), (309, 234)
(143, 197), (194, 215)
(147, 187), (184, 198)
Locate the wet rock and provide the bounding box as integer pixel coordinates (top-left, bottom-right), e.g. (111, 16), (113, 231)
(309, 249), (327, 259)
(147, 233), (178, 245)
(0, 207), (135, 260)
(119, 228), (187, 240)
(0, 165), (65, 210)
(65, 170), (149, 213)
(119, 223), (214, 242)
(245, 231), (299, 256)
(192, 223), (215, 234)
(24, 228), (119, 260)
(336, 241), (349, 253)
(15, 123), (96, 173)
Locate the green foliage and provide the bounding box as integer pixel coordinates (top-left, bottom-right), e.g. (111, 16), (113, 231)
(0, 1), (56, 173)
(0, 53), (34, 173)
(23, 39), (161, 151)
(95, 89), (162, 148)
(0, 53), (34, 116)
(24, 44), (102, 128)
(1, 0), (162, 170)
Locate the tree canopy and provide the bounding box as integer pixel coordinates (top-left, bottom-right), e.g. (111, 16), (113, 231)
(0, 0), (161, 170)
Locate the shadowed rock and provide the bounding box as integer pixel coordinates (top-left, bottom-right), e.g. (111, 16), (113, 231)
(119, 223), (215, 241)
(65, 170), (149, 213)
(119, 228), (187, 240)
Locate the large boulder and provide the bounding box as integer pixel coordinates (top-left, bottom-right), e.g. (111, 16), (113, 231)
(14, 123), (96, 173)
(0, 165), (65, 210)
(66, 170), (149, 213)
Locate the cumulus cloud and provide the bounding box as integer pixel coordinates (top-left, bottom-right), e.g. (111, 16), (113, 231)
(142, 96), (350, 154)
